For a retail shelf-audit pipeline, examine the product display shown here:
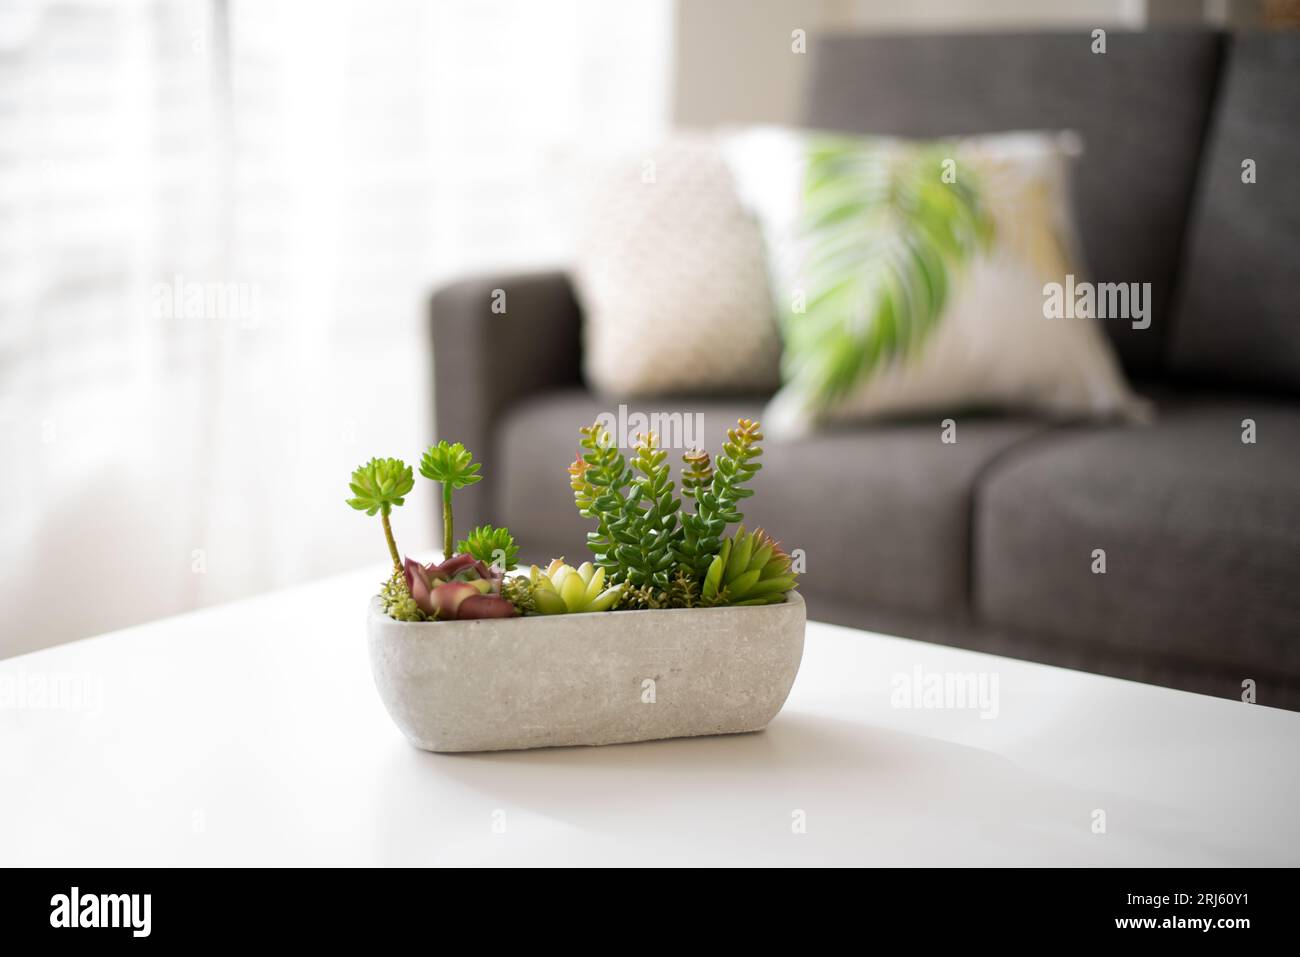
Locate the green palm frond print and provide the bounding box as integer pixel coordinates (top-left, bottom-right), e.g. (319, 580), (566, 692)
(781, 137), (995, 406)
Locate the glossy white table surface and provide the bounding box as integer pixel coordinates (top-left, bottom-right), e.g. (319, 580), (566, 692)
(3, 563), (1297, 866)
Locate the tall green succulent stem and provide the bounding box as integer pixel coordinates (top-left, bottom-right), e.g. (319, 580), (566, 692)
(442, 487), (454, 559)
(680, 420), (764, 577)
(419, 440), (481, 558)
(347, 456), (414, 568)
(381, 510), (401, 571)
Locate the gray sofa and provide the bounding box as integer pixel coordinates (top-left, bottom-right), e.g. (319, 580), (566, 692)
(430, 30), (1300, 709)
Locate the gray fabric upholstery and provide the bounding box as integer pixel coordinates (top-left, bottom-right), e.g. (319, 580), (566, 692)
(1170, 33), (1300, 394)
(431, 271), (583, 533)
(803, 30), (1223, 379)
(976, 396), (1300, 680)
(496, 390), (1051, 616)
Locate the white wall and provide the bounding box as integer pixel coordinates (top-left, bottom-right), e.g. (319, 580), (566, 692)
(672, 0), (1205, 127)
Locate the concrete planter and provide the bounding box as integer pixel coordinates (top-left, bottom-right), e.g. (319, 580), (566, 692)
(366, 592), (805, 752)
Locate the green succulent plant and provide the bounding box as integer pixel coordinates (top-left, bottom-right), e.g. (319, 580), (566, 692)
(569, 417), (794, 607)
(420, 440), (483, 558)
(380, 567), (425, 621)
(701, 525), (798, 606)
(569, 428), (685, 592)
(457, 524), (519, 572)
(569, 421), (633, 581)
(524, 560), (624, 615)
(623, 431), (683, 589)
(346, 456), (415, 569)
(501, 574), (536, 615)
(668, 566), (701, 608)
(679, 419), (764, 578)
(622, 566), (701, 611)
(783, 137), (995, 410)
(343, 428), (797, 620)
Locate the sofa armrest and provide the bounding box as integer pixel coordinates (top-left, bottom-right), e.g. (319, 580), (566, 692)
(430, 270), (583, 535)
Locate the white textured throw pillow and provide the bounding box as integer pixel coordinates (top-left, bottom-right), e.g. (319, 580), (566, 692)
(719, 128), (1148, 435)
(572, 135), (783, 397)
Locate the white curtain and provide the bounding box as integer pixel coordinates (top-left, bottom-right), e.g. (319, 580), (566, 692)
(0, 0), (672, 655)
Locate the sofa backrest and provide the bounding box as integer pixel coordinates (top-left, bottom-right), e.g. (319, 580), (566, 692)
(802, 30), (1223, 382)
(1168, 32), (1300, 396)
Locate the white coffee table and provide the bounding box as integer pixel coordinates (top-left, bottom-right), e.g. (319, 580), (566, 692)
(3, 562), (1297, 867)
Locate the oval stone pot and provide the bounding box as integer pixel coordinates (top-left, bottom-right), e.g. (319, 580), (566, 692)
(367, 592), (805, 752)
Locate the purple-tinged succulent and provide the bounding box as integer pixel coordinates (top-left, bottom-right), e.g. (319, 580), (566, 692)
(404, 554), (517, 620)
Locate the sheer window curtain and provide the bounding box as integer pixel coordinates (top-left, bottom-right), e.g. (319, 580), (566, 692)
(0, 0), (672, 656)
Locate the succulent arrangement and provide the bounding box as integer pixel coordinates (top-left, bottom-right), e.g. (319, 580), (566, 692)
(348, 419), (798, 621)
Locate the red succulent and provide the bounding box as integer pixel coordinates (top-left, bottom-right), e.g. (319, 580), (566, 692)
(404, 554), (516, 620)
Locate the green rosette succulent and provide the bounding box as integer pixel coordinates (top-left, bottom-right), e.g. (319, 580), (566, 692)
(420, 440), (483, 557)
(701, 525), (797, 606)
(525, 559), (624, 615)
(457, 524), (519, 572)
(347, 456), (415, 518)
(346, 456), (415, 569)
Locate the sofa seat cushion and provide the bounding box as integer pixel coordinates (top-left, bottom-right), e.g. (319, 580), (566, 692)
(496, 390), (1050, 616)
(975, 397), (1300, 679)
